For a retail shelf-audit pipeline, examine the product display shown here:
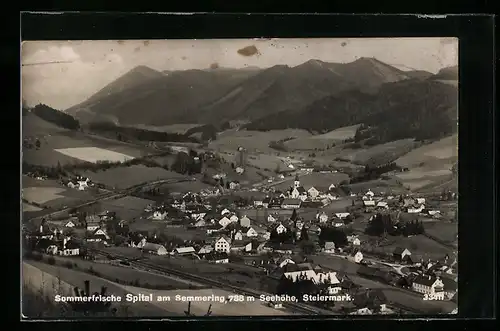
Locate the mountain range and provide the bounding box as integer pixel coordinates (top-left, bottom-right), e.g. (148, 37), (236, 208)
(65, 58), (458, 142)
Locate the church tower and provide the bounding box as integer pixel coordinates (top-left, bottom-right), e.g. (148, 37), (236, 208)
(294, 174), (300, 188)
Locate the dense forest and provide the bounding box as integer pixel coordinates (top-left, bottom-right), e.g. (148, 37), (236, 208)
(30, 104), (81, 130)
(184, 124), (218, 141)
(364, 213), (425, 237)
(87, 121), (200, 143)
(245, 80), (458, 143)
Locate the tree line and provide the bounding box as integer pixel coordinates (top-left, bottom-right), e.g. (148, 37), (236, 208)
(31, 104), (81, 130)
(364, 213), (425, 237)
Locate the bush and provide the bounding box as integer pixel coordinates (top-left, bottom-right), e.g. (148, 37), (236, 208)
(47, 256), (56, 265)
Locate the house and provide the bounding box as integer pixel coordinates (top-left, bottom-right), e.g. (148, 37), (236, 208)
(347, 235), (361, 246)
(152, 210), (168, 220)
(328, 184), (336, 191)
(376, 201), (389, 209)
(428, 210), (441, 216)
(363, 200), (376, 207)
(412, 275), (445, 297)
(408, 205), (425, 213)
(93, 228), (110, 240)
(347, 250), (364, 264)
(254, 199), (263, 207)
(205, 252), (229, 264)
(174, 246), (196, 255)
(274, 223), (288, 234)
(307, 187), (320, 199)
(416, 198), (426, 205)
(295, 219), (304, 230)
(229, 181), (239, 190)
(194, 219), (206, 227)
(231, 241), (252, 252)
(191, 212), (206, 221)
(54, 238), (80, 256)
(333, 221), (344, 228)
(198, 245), (213, 255)
(206, 224), (223, 234)
(142, 243), (168, 255)
(221, 208), (230, 216)
(393, 247), (411, 261)
(365, 190), (375, 198)
(313, 271), (341, 288)
(86, 222), (100, 232)
(245, 227), (258, 237)
(64, 220), (76, 228)
(262, 197), (271, 208)
(229, 214), (239, 223)
(324, 241), (335, 253)
(335, 212), (350, 219)
(240, 215), (251, 227)
(350, 308), (373, 315)
(277, 256), (296, 268)
(214, 235), (232, 253)
(317, 212), (329, 223)
(235, 166), (245, 174)
(219, 216), (231, 228)
(233, 230), (243, 241)
(281, 199), (301, 209)
(440, 276), (458, 299)
(267, 214), (277, 222)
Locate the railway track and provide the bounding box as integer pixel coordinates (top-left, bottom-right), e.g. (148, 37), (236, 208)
(92, 249), (326, 315)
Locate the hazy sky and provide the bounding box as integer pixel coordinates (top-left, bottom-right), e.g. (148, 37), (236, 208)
(22, 38), (458, 110)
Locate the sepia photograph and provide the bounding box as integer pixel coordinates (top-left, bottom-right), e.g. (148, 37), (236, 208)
(21, 38), (458, 318)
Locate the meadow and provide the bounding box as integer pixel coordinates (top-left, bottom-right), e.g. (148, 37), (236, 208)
(396, 134), (458, 169)
(336, 139), (417, 166)
(82, 165), (187, 190)
(209, 129), (312, 153)
(55, 147), (135, 163)
(423, 222), (458, 243)
(284, 125), (360, 151)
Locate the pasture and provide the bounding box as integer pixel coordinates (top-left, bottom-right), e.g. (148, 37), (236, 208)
(396, 134), (458, 169)
(345, 179), (408, 195)
(285, 125), (360, 151)
(55, 147), (134, 163)
(160, 180), (212, 194)
(23, 130), (155, 166)
(22, 112), (68, 136)
(93, 196), (156, 219)
(23, 203), (42, 212)
(336, 139), (416, 166)
(376, 235), (452, 260)
(424, 222), (458, 243)
(209, 129), (312, 153)
(23, 187), (66, 204)
(82, 165), (187, 190)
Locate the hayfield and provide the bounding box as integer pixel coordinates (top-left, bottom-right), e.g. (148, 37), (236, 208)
(55, 147), (135, 163)
(22, 112), (69, 136)
(285, 125), (360, 151)
(160, 180), (212, 194)
(337, 139), (416, 166)
(396, 134), (458, 169)
(23, 130), (154, 166)
(23, 203), (42, 212)
(376, 235), (452, 260)
(345, 178), (408, 195)
(91, 196), (156, 219)
(23, 187), (66, 204)
(209, 129), (312, 153)
(82, 165), (187, 190)
(424, 222), (458, 243)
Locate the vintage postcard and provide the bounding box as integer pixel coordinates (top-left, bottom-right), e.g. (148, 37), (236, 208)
(21, 38), (458, 317)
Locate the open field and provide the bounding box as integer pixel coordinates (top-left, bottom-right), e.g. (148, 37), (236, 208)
(423, 222), (458, 243)
(345, 178), (408, 195)
(23, 203), (42, 212)
(55, 147), (134, 163)
(376, 235), (452, 260)
(271, 172), (349, 191)
(45, 255), (204, 289)
(209, 129), (312, 153)
(128, 123), (201, 134)
(82, 196), (157, 220)
(23, 261), (168, 316)
(82, 165), (187, 190)
(23, 187), (66, 204)
(23, 130), (155, 166)
(336, 139), (416, 166)
(160, 180), (212, 194)
(22, 113), (69, 136)
(396, 134), (458, 169)
(285, 125), (360, 151)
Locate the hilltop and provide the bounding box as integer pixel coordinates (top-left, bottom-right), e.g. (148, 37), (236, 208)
(430, 65), (458, 81)
(66, 58), (412, 127)
(245, 79), (458, 143)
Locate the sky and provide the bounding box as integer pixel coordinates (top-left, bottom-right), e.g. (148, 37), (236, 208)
(21, 38), (458, 110)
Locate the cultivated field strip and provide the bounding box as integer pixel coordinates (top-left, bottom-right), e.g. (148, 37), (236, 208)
(92, 249), (326, 315)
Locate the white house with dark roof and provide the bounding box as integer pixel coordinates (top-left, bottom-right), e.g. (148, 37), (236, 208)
(221, 208), (230, 216)
(174, 246), (196, 255)
(307, 186), (320, 199)
(274, 223), (288, 234)
(229, 214), (239, 223)
(412, 275), (445, 296)
(267, 214), (277, 222)
(245, 227), (258, 237)
(335, 212), (350, 219)
(219, 216), (231, 228)
(281, 199), (302, 209)
(64, 220), (76, 228)
(142, 243), (168, 255)
(317, 212), (329, 223)
(214, 235), (232, 253)
(152, 210), (168, 220)
(347, 250), (364, 263)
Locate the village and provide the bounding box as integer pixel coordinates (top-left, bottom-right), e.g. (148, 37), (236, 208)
(23, 159), (458, 315)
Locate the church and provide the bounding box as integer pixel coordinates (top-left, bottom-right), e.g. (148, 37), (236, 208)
(288, 175), (308, 201)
